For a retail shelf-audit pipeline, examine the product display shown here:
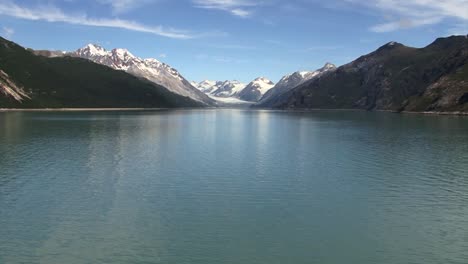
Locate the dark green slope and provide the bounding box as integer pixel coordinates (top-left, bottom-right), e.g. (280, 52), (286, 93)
(259, 35), (468, 113)
(0, 37), (202, 108)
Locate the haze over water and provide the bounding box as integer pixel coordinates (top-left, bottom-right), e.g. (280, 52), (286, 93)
(1, 110), (468, 264)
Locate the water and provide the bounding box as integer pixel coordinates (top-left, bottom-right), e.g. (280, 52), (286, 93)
(1, 109), (468, 264)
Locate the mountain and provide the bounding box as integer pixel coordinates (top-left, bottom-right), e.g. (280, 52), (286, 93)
(259, 35), (468, 113)
(211, 80), (246, 97)
(192, 80), (218, 94)
(68, 44), (214, 106)
(258, 63), (336, 106)
(0, 37), (202, 108)
(237, 77), (275, 102)
(193, 80), (246, 97)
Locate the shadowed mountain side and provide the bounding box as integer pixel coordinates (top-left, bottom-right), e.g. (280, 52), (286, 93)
(256, 36), (468, 113)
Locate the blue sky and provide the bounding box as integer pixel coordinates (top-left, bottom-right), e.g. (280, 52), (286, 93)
(0, 0), (467, 83)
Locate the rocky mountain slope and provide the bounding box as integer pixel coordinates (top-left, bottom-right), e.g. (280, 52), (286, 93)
(67, 44), (214, 106)
(0, 37), (202, 108)
(258, 63), (336, 106)
(260, 36), (468, 113)
(0, 69), (30, 102)
(237, 77), (275, 102)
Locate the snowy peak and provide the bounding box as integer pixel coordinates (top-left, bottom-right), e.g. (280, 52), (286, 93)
(321, 62), (336, 71)
(76, 44), (108, 57)
(194, 80), (218, 93)
(248, 77), (275, 92)
(259, 63), (336, 104)
(144, 58), (163, 68)
(70, 44), (213, 105)
(199, 80), (217, 88)
(280, 71), (315, 83)
(252, 77), (274, 85)
(237, 77), (275, 102)
(192, 80), (246, 97)
(376, 41), (405, 52)
(111, 48), (135, 62)
(212, 80), (246, 97)
(298, 71), (312, 78)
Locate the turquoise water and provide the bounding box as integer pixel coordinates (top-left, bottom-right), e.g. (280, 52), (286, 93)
(1, 109), (468, 264)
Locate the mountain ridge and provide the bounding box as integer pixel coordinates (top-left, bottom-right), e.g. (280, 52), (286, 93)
(258, 35), (468, 113)
(192, 80), (246, 98)
(0, 37), (202, 108)
(67, 44), (215, 106)
(258, 63), (336, 106)
(237, 77), (275, 102)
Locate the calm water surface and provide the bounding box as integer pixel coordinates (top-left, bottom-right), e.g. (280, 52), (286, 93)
(1, 109), (468, 264)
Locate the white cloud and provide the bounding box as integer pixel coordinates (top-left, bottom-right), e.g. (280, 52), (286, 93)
(2, 26), (14, 38)
(159, 53), (167, 58)
(97, 0), (156, 14)
(342, 0), (468, 32)
(193, 0), (258, 17)
(0, 1), (194, 39)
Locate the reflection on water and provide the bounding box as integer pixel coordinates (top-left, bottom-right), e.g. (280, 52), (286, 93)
(1, 110), (468, 264)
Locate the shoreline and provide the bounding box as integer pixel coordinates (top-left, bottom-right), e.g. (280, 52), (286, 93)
(0, 108), (170, 112)
(254, 107), (468, 116)
(0, 107), (467, 116)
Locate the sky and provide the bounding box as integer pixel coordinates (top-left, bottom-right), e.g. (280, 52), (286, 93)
(0, 0), (467, 83)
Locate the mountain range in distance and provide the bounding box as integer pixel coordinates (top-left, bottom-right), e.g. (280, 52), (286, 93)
(1, 35), (467, 113)
(191, 64), (337, 103)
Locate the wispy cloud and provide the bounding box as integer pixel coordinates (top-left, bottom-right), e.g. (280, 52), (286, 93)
(97, 0), (156, 14)
(193, 0), (258, 17)
(0, 1), (195, 39)
(343, 0), (468, 32)
(2, 26), (14, 38)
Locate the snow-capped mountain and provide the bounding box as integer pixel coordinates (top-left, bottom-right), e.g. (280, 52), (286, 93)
(194, 80), (246, 97)
(192, 80), (246, 97)
(259, 63), (336, 104)
(69, 44), (213, 105)
(237, 77), (275, 102)
(212, 80), (246, 97)
(193, 80), (218, 94)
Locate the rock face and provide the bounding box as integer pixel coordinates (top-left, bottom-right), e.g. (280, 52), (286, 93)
(0, 37), (202, 108)
(237, 77), (275, 102)
(261, 35), (468, 113)
(257, 63), (336, 106)
(0, 70), (30, 102)
(68, 44), (214, 106)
